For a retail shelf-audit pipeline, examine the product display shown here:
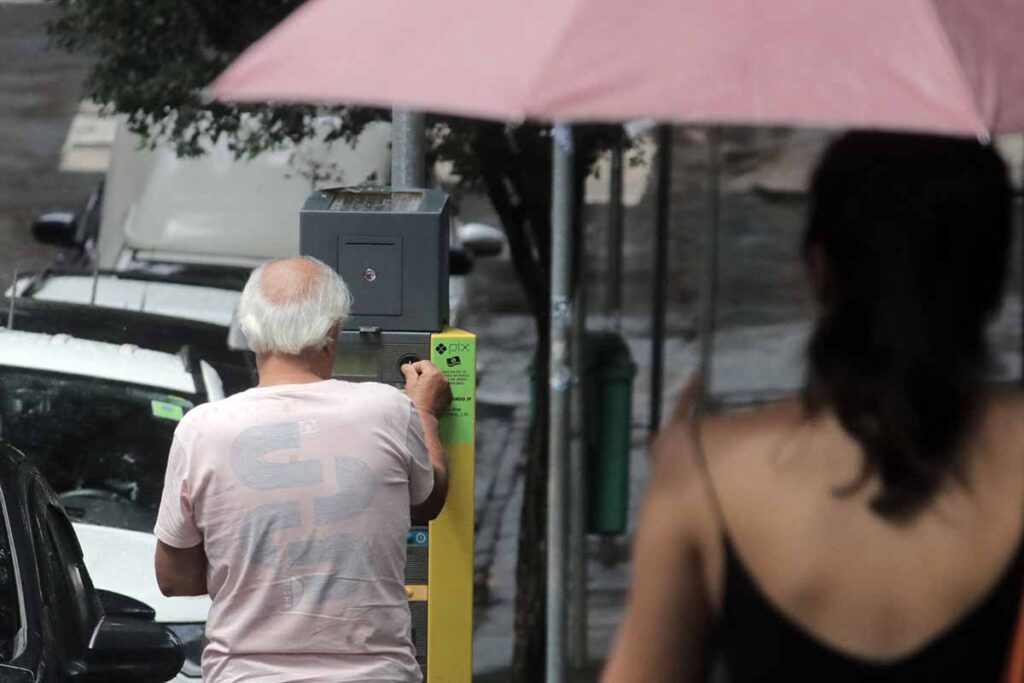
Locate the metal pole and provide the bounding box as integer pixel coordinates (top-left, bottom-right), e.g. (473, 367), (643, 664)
(6, 269), (17, 329)
(568, 206), (588, 669)
(606, 134), (625, 317)
(1019, 148), (1024, 385)
(391, 107), (426, 188)
(649, 125), (672, 434)
(547, 122), (574, 683)
(698, 130), (722, 406)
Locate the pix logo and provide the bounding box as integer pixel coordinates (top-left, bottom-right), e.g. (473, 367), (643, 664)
(435, 341), (471, 356)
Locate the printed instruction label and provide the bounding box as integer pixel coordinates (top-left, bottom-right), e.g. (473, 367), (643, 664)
(431, 331), (476, 446)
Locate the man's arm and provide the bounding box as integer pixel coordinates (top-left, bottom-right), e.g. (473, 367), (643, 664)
(155, 540), (208, 597)
(402, 361), (453, 521)
(410, 410), (449, 521)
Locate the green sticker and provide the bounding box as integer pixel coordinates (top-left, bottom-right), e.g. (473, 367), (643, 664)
(431, 330), (476, 446)
(151, 400), (185, 422)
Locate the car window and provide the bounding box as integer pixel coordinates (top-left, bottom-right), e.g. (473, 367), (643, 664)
(28, 480), (100, 659)
(0, 487), (20, 663)
(0, 367), (196, 533)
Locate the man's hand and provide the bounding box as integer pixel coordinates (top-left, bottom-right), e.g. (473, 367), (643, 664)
(401, 360), (453, 417)
(402, 360), (451, 521)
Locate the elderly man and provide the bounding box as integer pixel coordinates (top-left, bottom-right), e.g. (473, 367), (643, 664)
(154, 256), (451, 682)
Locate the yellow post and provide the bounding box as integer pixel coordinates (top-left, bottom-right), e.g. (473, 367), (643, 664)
(422, 327), (475, 681)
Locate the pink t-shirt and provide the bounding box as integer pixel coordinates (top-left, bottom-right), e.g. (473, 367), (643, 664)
(155, 379), (433, 682)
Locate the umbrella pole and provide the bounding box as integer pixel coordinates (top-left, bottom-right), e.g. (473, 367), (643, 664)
(392, 107), (425, 187)
(649, 125), (673, 434)
(547, 122), (574, 683)
(697, 129), (721, 408)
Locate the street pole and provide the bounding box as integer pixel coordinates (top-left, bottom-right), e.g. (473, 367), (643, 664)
(606, 134), (625, 318)
(1019, 150), (1024, 385)
(547, 122), (574, 683)
(392, 107), (426, 188)
(649, 125), (672, 435)
(568, 202), (588, 669)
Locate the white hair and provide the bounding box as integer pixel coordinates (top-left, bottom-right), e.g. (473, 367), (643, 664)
(237, 256), (352, 355)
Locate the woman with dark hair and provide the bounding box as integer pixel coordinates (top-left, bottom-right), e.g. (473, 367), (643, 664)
(604, 132), (1021, 681)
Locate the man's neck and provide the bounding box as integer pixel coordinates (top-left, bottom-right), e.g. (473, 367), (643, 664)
(256, 353), (329, 387)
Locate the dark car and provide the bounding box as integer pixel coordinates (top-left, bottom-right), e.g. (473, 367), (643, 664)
(0, 443), (184, 682)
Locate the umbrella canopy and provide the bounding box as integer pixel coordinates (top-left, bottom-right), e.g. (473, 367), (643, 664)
(212, 0), (1024, 136)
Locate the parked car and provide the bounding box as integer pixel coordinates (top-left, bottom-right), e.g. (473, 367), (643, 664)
(3, 296), (256, 395)
(0, 328), (224, 680)
(20, 117), (504, 333)
(0, 442), (185, 682)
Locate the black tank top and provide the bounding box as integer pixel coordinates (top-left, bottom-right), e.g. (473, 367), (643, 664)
(692, 424), (1024, 682)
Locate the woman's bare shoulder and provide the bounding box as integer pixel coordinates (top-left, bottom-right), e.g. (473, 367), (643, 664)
(651, 398), (806, 507)
(696, 398), (807, 465)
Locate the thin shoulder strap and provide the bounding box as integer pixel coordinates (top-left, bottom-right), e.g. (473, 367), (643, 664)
(686, 397), (729, 536)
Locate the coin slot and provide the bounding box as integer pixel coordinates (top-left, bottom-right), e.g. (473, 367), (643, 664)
(398, 354), (421, 372)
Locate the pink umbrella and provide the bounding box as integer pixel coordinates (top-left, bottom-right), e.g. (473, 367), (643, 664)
(213, 0), (1024, 136)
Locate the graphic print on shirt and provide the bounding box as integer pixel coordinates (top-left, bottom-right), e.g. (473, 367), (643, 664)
(230, 421), (321, 489)
(239, 500), (302, 566)
(314, 458), (378, 524)
(281, 536), (376, 609)
(230, 420), (379, 613)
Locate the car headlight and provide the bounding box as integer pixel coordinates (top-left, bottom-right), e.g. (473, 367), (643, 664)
(166, 623), (207, 678)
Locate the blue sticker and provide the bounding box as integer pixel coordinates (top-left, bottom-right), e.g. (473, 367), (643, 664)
(407, 529), (429, 547)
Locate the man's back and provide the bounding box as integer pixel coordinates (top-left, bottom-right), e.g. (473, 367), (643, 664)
(156, 379), (433, 682)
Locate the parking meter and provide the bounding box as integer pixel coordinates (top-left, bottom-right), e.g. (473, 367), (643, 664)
(300, 187), (475, 681)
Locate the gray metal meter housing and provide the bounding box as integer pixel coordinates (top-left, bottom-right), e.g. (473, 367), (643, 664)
(300, 187), (451, 332)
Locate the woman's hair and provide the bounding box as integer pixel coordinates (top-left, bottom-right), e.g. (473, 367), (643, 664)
(237, 256), (352, 355)
(803, 132), (1012, 519)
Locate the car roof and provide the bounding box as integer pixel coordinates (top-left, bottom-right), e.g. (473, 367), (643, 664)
(0, 328), (196, 394)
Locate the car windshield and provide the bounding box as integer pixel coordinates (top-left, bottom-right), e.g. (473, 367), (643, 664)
(0, 367), (196, 533)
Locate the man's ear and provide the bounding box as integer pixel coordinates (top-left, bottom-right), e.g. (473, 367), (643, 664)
(323, 324), (340, 355)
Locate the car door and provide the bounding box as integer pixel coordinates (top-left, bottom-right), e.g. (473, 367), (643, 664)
(27, 476), (103, 679)
(0, 477), (28, 676)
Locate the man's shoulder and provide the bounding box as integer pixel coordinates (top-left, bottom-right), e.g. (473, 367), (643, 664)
(175, 389), (255, 434)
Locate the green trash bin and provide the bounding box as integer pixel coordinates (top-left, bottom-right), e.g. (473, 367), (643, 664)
(583, 331), (636, 535)
(525, 332), (636, 534)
